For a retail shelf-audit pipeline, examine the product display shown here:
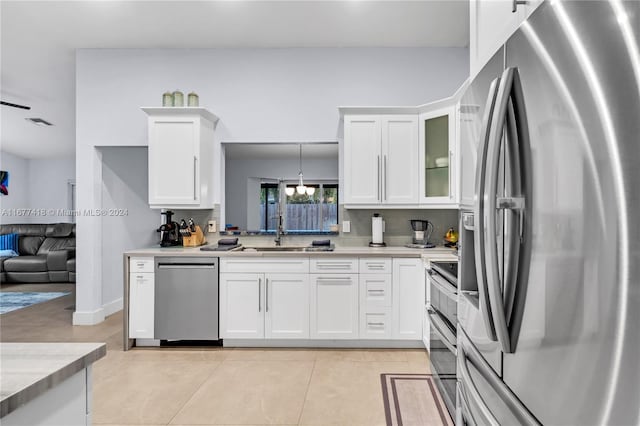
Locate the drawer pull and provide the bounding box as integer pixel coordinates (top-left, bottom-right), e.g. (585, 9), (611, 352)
(368, 289), (385, 293)
(368, 322), (385, 326)
(317, 277), (352, 282)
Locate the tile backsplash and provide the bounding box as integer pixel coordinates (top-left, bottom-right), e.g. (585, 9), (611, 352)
(338, 208), (459, 246)
(202, 207), (459, 248)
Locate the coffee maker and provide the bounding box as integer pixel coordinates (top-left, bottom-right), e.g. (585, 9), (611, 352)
(405, 219), (435, 248)
(157, 210), (181, 247)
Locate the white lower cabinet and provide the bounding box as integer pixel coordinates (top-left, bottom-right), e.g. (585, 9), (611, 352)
(310, 273), (359, 339)
(392, 258), (425, 340)
(265, 274), (310, 339)
(220, 272), (309, 339)
(359, 273), (392, 339)
(220, 273), (264, 339)
(217, 256), (426, 344)
(129, 257), (154, 339)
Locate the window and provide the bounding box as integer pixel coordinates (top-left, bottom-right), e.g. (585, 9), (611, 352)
(259, 183), (338, 233)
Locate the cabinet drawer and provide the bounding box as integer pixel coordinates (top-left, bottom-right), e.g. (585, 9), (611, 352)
(359, 274), (392, 308)
(359, 258), (391, 273)
(129, 257), (154, 273)
(220, 258), (309, 273)
(310, 257), (358, 273)
(360, 308), (392, 339)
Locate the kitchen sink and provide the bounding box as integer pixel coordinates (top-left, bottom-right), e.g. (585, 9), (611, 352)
(241, 246), (334, 252)
(242, 246), (307, 252)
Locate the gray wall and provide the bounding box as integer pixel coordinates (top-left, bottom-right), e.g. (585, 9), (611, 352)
(225, 156), (339, 230)
(75, 47), (468, 317)
(28, 157), (75, 222)
(0, 151), (75, 224)
(78, 48), (469, 149)
(0, 151), (30, 223)
(100, 147), (159, 307)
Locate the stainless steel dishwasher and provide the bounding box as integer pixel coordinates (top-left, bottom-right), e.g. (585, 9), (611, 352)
(154, 257), (219, 341)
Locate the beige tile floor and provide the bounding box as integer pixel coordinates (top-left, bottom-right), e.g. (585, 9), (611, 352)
(1, 284), (432, 425)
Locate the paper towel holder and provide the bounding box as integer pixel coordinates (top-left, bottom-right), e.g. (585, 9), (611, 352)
(369, 213), (387, 247)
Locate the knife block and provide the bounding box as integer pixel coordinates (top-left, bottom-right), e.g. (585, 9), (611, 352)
(182, 226), (206, 247)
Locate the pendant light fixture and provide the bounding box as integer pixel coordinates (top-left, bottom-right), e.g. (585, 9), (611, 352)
(292, 144), (315, 196)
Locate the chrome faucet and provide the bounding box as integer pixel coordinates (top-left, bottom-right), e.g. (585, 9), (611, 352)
(275, 180), (285, 246)
(275, 215), (284, 246)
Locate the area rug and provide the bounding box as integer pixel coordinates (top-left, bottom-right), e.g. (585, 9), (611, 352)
(381, 373), (454, 426)
(0, 292), (70, 314)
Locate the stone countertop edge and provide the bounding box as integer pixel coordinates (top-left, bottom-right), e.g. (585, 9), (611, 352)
(124, 246), (458, 258)
(0, 343), (107, 418)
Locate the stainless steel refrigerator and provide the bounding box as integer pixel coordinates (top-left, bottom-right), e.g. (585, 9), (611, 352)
(457, 1), (640, 424)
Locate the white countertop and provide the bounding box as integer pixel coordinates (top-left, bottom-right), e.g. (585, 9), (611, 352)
(125, 245), (458, 259)
(0, 342), (106, 417)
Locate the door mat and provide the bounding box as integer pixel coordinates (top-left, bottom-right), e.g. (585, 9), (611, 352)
(0, 292), (70, 314)
(381, 373), (453, 426)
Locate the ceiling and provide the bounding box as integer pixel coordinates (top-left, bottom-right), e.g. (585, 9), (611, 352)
(0, 0), (469, 159)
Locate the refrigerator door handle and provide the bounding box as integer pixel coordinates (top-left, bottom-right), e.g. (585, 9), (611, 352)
(473, 76), (500, 342)
(459, 328), (541, 425)
(484, 67), (518, 353)
(502, 100), (523, 329)
(457, 386), (477, 426)
(484, 67), (534, 354)
(505, 67), (534, 353)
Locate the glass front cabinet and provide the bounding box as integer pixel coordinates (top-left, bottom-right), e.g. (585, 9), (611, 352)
(419, 105), (458, 206)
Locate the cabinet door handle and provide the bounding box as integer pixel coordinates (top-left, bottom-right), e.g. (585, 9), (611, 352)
(449, 150), (454, 199)
(266, 278), (269, 313)
(512, 0), (526, 13)
(383, 155), (387, 201)
(258, 278), (262, 312)
(377, 155), (381, 201)
(193, 156), (198, 200)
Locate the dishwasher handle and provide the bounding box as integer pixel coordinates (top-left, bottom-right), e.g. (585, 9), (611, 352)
(157, 263), (216, 269)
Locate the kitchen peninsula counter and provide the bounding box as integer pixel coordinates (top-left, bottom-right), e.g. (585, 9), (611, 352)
(124, 245), (457, 258)
(0, 342), (106, 424)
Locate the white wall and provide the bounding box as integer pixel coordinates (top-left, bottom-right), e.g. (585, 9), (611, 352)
(226, 155), (339, 230)
(0, 151), (75, 224)
(75, 47), (469, 324)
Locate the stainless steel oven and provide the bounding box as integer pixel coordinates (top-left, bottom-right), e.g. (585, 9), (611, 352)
(427, 260), (458, 419)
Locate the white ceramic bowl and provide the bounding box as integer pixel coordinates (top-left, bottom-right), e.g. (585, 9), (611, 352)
(435, 157), (449, 167)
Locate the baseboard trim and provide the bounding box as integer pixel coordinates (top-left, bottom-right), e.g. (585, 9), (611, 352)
(222, 339), (425, 348)
(72, 308), (105, 325)
(103, 298), (123, 317)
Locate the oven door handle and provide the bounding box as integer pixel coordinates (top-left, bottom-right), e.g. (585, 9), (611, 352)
(429, 272), (457, 299)
(427, 308), (457, 356)
(457, 382), (478, 426)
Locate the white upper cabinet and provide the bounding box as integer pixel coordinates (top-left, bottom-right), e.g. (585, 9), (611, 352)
(382, 116), (420, 204)
(343, 114), (418, 207)
(143, 107), (218, 209)
(343, 115), (381, 205)
(419, 105), (458, 207)
(470, 0), (544, 78)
